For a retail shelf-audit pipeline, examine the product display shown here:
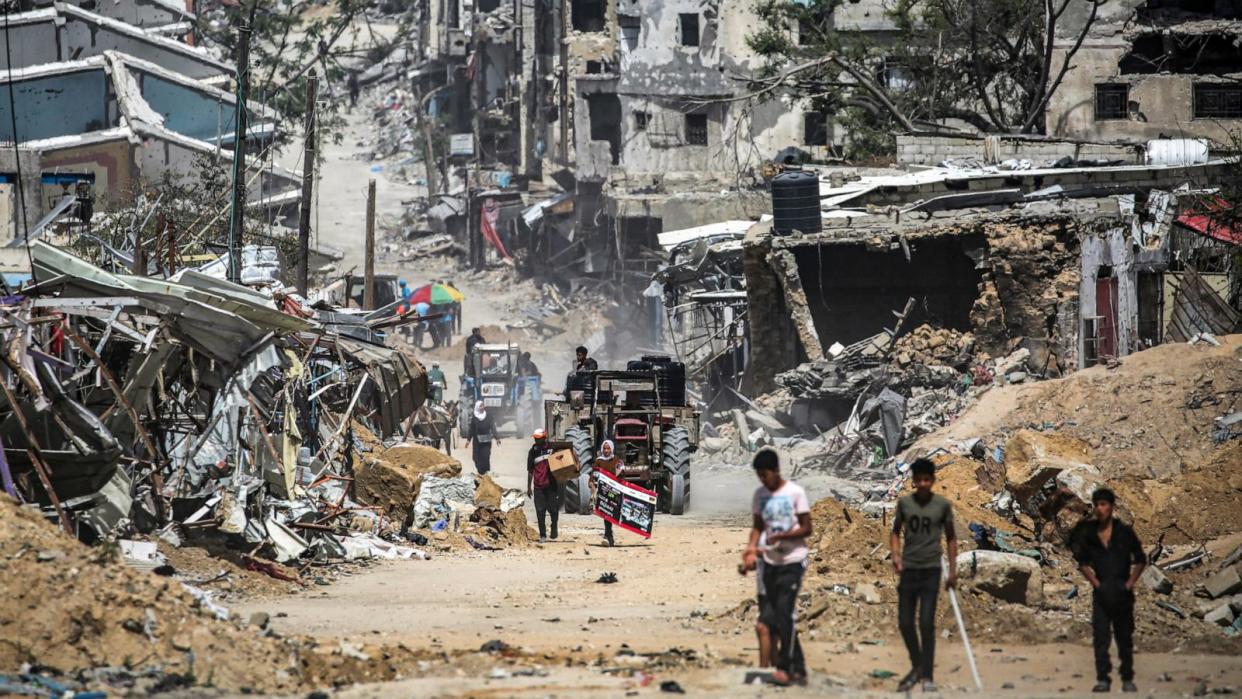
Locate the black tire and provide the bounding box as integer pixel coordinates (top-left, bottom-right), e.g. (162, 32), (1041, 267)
(457, 399), (470, 437)
(669, 473), (688, 515)
(661, 426), (691, 515)
(562, 426), (595, 514)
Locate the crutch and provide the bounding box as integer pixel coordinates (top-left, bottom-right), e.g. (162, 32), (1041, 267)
(944, 555), (983, 690)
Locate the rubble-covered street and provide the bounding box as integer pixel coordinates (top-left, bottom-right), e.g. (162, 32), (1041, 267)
(1, 0), (1242, 696)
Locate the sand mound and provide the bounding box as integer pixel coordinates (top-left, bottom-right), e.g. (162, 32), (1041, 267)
(354, 444), (462, 522)
(0, 497), (303, 691)
(911, 335), (1242, 542)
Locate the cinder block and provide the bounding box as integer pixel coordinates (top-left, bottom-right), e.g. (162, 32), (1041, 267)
(1206, 565), (1242, 599)
(1205, 602), (1236, 627)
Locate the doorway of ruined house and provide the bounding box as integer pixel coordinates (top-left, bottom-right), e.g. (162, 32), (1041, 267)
(791, 236), (984, 349)
(586, 93), (622, 165)
(1136, 271), (1163, 349)
(1092, 266), (1119, 361)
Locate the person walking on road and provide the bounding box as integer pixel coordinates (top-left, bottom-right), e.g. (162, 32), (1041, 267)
(743, 448), (812, 686)
(526, 429), (559, 542)
(590, 439), (623, 547)
(427, 361), (446, 404)
(1070, 488), (1146, 694)
(889, 457), (958, 693)
(465, 400), (500, 475)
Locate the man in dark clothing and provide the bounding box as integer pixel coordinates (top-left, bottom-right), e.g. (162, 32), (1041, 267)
(516, 351), (541, 378)
(466, 327), (486, 354)
(465, 327), (486, 373)
(890, 458), (958, 693)
(574, 345), (598, 372)
(1070, 488), (1147, 694)
(526, 428), (559, 542)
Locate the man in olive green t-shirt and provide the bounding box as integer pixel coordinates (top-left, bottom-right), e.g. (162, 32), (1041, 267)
(889, 458), (958, 693)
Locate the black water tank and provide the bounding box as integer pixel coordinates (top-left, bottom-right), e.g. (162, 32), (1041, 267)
(771, 170), (822, 235)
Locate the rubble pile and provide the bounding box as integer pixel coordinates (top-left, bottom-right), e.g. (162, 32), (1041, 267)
(891, 324), (975, 370)
(0, 243), (498, 643)
(0, 496), (438, 692)
(721, 335), (1242, 651)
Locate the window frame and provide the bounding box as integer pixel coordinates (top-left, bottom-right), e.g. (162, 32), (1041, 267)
(685, 113), (708, 146)
(1192, 82), (1242, 119)
(1094, 83), (1130, 121)
(678, 13), (700, 47)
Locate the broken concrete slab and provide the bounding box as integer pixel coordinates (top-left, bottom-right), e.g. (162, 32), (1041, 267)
(1204, 602), (1236, 627)
(956, 550), (1044, 607)
(1206, 565), (1242, 600)
(1140, 564), (1174, 595)
(1004, 430), (1095, 503)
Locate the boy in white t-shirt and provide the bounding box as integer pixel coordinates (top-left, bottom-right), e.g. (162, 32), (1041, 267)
(742, 449), (812, 686)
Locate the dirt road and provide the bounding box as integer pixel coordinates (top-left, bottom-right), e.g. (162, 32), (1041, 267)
(254, 52), (1242, 697)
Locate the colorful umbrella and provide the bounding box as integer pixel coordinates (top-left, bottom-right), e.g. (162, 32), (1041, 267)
(408, 283), (465, 306)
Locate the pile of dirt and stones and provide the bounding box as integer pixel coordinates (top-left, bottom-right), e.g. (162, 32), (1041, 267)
(0, 495), (552, 695)
(717, 335), (1242, 654)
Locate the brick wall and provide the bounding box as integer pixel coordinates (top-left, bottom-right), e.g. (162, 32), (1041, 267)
(896, 134), (1143, 166)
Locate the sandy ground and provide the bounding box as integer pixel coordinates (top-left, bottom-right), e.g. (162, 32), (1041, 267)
(249, 35), (1242, 697)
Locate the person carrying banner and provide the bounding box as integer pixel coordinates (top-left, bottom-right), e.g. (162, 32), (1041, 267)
(526, 428), (559, 543)
(591, 439), (624, 547)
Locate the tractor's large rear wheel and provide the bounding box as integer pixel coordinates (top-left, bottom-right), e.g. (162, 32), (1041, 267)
(562, 426), (595, 514)
(668, 473), (688, 515)
(660, 426), (691, 515)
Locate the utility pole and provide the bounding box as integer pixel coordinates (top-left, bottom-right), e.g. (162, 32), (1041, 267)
(226, 22), (253, 284)
(296, 74), (318, 292)
(363, 178), (376, 309)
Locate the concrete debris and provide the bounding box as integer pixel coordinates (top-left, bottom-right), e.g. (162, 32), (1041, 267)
(1206, 566), (1242, 600)
(956, 550), (1045, 607)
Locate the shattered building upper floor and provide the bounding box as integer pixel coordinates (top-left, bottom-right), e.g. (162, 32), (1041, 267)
(1046, 0), (1242, 144)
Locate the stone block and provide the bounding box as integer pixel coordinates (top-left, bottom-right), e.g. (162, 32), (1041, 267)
(1205, 602), (1236, 627)
(1205, 565), (1242, 599)
(1140, 565), (1173, 595)
(956, 550), (1044, 606)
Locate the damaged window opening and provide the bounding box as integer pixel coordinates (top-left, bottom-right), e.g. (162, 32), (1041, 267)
(793, 238), (984, 348)
(477, 0), (500, 11)
(571, 0), (606, 32)
(1193, 83), (1242, 119)
(803, 112), (828, 146)
(587, 93), (623, 165)
(685, 113), (708, 145)
(1137, 0), (1242, 21)
(1119, 33), (1242, 74)
(634, 110), (650, 131)
(679, 13), (700, 47)
(1094, 84), (1129, 121)
(586, 60), (604, 74)
(877, 57), (913, 92)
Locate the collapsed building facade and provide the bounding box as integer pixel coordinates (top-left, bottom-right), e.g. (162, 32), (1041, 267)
(1046, 0), (1242, 144)
(0, 3), (302, 274)
(1, 241), (427, 557)
(655, 155), (1241, 437)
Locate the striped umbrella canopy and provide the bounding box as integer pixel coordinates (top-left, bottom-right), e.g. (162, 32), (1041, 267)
(408, 283), (465, 305)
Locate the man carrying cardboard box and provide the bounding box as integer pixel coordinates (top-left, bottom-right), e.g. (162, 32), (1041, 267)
(527, 429), (560, 542)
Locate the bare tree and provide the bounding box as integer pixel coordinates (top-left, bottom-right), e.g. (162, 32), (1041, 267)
(742, 0), (1105, 148)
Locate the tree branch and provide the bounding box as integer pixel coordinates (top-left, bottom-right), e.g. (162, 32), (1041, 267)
(1021, 0), (1100, 132)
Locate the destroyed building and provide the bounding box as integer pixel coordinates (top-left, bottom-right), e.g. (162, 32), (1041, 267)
(745, 160), (1240, 396)
(0, 2), (303, 275)
(1045, 0), (1242, 144)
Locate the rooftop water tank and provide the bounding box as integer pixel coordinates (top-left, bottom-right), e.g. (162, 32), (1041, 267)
(771, 170), (822, 236)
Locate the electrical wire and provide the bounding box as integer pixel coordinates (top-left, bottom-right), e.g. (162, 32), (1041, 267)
(3, 0), (33, 287)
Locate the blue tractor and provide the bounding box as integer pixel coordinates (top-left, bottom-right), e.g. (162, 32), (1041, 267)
(458, 343), (542, 436)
